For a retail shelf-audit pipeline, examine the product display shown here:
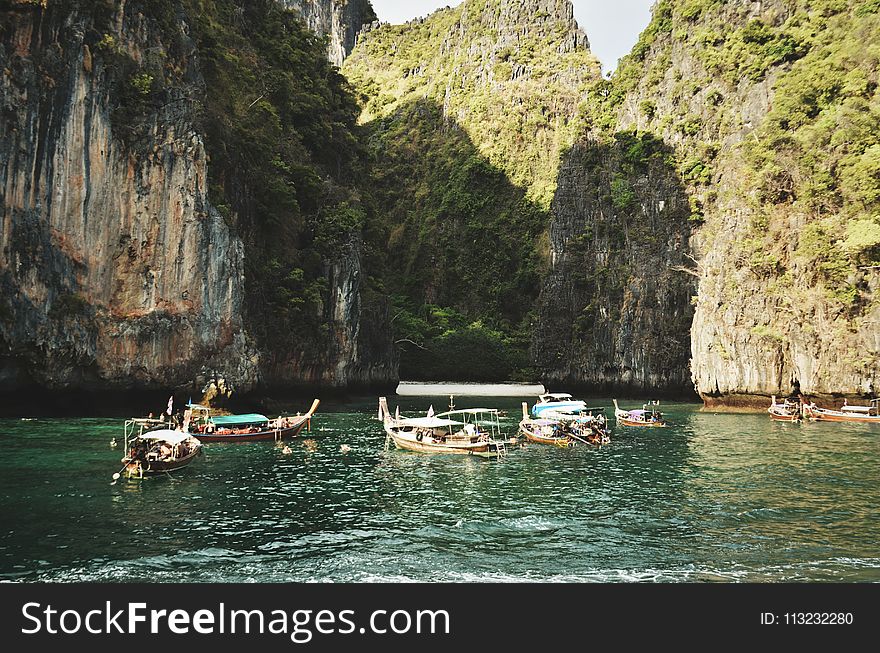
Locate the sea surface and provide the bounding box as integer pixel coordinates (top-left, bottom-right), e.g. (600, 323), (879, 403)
(1, 395), (879, 582)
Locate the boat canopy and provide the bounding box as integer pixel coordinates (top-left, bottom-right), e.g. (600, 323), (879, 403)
(437, 408), (497, 416)
(540, 393), (573, 400)
(841, 404), (872, 413)
(210, 413), (269, 426)
(628, 409), (646, 416)
(398, 417), (463, 428)
(137, 430), (193, 444)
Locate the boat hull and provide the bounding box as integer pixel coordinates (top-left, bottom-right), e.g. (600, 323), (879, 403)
(615, 414), (667, 427)
(123, 447), (202, 476)
(803, 408), (880, 423)
(388, 430), (492, 455)
(195, 420), (309, 443)
(769, 411), (801, 422)
(520, 428), (570, 446)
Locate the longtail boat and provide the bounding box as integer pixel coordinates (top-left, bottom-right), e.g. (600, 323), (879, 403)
(118, 419), (202, 478)
(519, 403), (610, 446)
(378, 397), (515, 458)
(768, 395), (802, 422)
(613, 399), (668, 427)
(519, 417), (571, 446)
(802, 398), (880, 424)
(187, 399), (320, 442)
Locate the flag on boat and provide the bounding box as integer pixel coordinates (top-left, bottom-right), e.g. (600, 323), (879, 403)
(427, 405), (434, 417)
(166, 395), (173, 415)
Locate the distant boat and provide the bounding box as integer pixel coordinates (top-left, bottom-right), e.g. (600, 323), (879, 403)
(768, 395), (802, 422)
(378, 397), (514, 458)
(120, 419), (202, 478)
(186, 399), (320, 442)
(613, 399), (668, 427)
(802, 398), (880, 424)
(530, 392), (587, 418)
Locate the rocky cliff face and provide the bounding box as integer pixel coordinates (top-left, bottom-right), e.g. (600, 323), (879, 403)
(279, 0), (376, 66)
(0, 1), (260, 393)
(538, 0), (880, 404)
(342, 0), (601, 379)
(533, 133), (696, 395)
(345, 0), (597, 207)
(0, 0), (393, 399)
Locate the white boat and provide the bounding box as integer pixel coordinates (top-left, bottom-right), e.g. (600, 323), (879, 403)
(802, 398), (879, 424)
(119, 419), (203, 478)
(378, 397), (514, 458)
(768, 395), (802, 422)
(530, 392), (587, 417)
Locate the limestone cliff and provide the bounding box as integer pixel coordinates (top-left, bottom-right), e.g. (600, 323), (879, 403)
(279, 0), (377, 66)
(0, 0), (260, 393)
(0, 0), (393, 399)
(343, 0), (601, 379)
(538, 0), (880, 404)
(533, 132), (696, 395)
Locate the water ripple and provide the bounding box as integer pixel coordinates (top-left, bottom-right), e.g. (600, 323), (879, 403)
(1, 398), (879, 582)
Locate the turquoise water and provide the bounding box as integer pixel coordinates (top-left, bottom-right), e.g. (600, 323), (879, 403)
(1, 396), (878, 582)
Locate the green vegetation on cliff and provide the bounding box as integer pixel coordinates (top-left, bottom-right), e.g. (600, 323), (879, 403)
(343, 0), (600, 379)
(89, 0), (386, 368)
(190, 0), (376, 351)
(744, 5), (880, 309)
(592, 0), (880, 310)
(580, 0), (880, 397)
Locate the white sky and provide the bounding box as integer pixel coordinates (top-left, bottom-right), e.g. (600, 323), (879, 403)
(368, 1), (655, 73)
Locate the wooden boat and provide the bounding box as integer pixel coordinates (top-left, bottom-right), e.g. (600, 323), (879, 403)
(120, 419), (202, 478)
(530, 392), (587, 418)
(519, 416), (571, 446)
(613, 399), (668, 427)
(378, 397), (514, 458)
(186, 399), (320, 442)
(768, 395), (802, 422)
(802, 398), (880, 424)
(520, 403), (610, 446)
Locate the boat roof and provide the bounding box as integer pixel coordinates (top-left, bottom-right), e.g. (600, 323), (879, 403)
(437, 408), (498, 416)
(397, 417), (463, 427)
(629, 409), (646, 415)
(136, 430), (193, 444)
(210, 413), (269, 426)
(541, 393), (574, 399)
(842, 405), (872, 413)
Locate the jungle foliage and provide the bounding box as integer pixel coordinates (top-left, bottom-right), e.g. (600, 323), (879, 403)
(342, 0), (600, 379)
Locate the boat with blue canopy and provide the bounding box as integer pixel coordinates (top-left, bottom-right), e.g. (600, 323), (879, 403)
(186, 399), (320, 442)
(530, 392), (587, 417)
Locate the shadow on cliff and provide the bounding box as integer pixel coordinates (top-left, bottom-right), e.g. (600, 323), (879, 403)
(363, 98), (549, 381)
(533, 130), (700, 399)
